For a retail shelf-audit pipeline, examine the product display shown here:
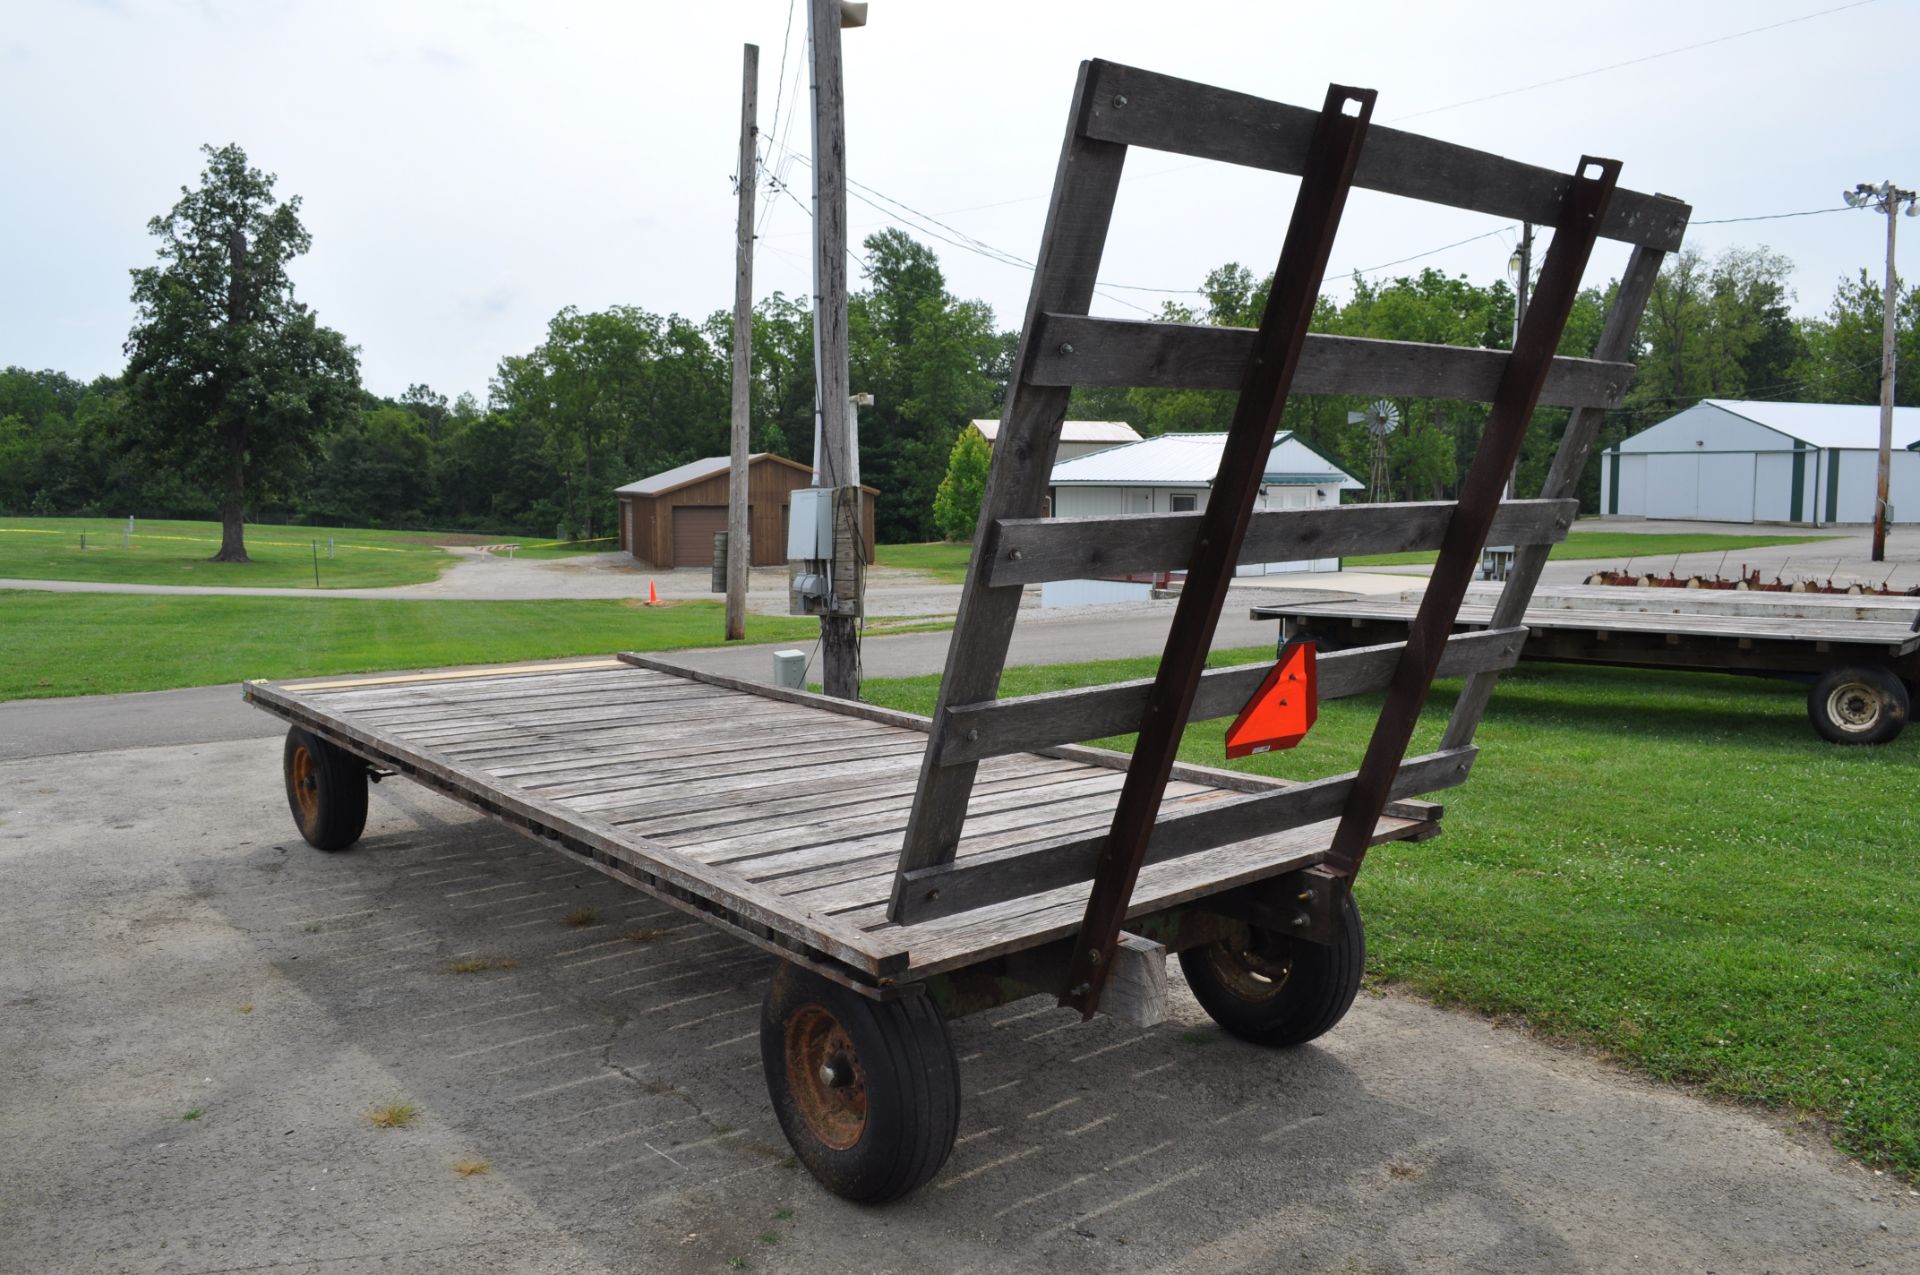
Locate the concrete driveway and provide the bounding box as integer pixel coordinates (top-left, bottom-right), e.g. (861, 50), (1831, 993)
(3, 729), (1915, 1273)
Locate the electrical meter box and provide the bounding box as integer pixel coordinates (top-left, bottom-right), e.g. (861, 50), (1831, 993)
(787, 488), (834, 560)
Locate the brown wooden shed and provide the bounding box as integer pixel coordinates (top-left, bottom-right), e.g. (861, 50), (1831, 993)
(615, 453), (877, 569)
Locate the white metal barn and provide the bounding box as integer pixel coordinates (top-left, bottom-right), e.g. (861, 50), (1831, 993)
(1600, 400), (1920, 525)
(1042, 430), (1363, 606)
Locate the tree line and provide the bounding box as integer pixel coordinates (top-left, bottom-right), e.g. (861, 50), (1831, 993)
(2, 143), (1912, 554)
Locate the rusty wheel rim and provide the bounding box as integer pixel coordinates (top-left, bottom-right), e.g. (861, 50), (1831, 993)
(290, 745), (320, 823)
(784, 1003), (867, 1150)
(1202, 935), (1295, 1003)
(1826, 681), (1884, 734)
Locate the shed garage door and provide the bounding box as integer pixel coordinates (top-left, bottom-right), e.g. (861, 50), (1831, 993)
(670, 505), (727, 566)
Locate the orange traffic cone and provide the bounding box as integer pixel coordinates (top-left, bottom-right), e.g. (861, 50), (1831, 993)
(647, 579), (660, 606)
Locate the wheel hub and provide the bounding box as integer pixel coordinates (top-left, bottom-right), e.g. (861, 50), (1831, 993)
(290, 745), (319, 821)
(1827, 681), (1883, 732)
(785, 1004), (867, 1150)
(1203, 933), (1295, 1002)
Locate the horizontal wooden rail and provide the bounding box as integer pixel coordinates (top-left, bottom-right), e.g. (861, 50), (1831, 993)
(1029, 316), (1633, 408)
(983, 497), (1575, 588)
(1078, 61), (1689, 251)
(939, 626), (1524, 765)
(892, 746), (1477, 925)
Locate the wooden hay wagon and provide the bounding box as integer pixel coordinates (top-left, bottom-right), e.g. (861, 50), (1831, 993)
(244, 61), (1687, 1201)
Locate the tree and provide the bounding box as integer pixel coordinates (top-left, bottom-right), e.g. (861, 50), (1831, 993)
(123, 143), (359, 561)
(932, 425), (990, 541)
(848, 229), (1004, 542)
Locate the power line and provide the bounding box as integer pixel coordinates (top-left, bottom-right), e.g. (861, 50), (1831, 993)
(763, 0), (796, 165)
(1389, 0), (1877, 123)
(1693, 205), (1858, 226)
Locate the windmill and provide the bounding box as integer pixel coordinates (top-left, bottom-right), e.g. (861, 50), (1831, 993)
(1348, 399), (1400, 501)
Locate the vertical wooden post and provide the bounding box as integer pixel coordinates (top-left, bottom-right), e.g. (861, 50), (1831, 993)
(809, 0), (859, 699)
(727, 43), (758, 642)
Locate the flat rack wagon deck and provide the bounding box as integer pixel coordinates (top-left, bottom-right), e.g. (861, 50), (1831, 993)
(248, 656), (1439, 986)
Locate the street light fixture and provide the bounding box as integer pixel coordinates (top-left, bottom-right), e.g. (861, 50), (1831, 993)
(1843, 179), (1918, 562)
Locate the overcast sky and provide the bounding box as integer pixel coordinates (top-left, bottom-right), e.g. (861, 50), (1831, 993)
(4, 0), (1914, 403)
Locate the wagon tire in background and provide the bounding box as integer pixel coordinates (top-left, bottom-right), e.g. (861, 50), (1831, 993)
(760, 962), (959, 1202)
(1807, 665), (1909, 746)
(1178, 892), (1365, 1047)
(282, 726), (369, 851)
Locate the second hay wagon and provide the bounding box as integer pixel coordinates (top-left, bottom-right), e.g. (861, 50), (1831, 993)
(244, 61), (1687, 1200)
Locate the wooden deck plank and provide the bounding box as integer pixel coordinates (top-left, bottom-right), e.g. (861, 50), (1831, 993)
(657, 769), (1139, 858)
(528, 738), (930, 802)
(586, 754), (1082, 826)
(632, 758), (1097, 841)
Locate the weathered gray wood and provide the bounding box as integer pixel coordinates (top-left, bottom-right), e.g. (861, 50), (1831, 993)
(242, 677), (910, 977)
(613, 652), (1280, 794)
(1078, 60), (1688, 251)
(1028, 316), (1633, 407)
(1080, 933), (1165, 1027)
(893, 747), (1476, 924)
(984, 497), (1573, 587)
(761, 789), (1232, 910)
(863, 811), (1425, 977)
(727, 41), (756, 642)
(1265, 597), (1920, 650)
(1443, 242), (1674, 750)
(529, 738), (928, 803)
(889, 66), (1131, 908)
(939, 626), (1525, 764)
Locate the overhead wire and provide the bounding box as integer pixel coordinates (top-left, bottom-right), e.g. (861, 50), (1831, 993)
(1387, 0), (1878, 123)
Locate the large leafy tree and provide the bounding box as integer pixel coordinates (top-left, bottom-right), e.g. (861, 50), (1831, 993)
(123, 143), (359, 561)
(848, 229), (1003, 542)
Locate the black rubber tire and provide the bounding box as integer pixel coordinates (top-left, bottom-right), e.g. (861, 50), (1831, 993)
(760, 962), (960, 1202)
(282, 726), (369, 851)
(1807, 665), (1909, 746)
(1177, 892), (1365, 1047)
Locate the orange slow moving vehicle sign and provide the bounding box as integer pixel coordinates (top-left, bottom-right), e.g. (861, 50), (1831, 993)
(1223, 639), (1318, 758)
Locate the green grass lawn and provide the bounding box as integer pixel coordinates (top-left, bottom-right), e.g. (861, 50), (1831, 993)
(0, 591), (818, 700)
(859, 654), (1920, 1181)
(1347, 529), (1839, 568)
(874, 541), (972, 583)
(0, 516), (484, 588)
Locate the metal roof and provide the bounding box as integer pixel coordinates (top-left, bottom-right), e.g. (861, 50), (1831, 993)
(615, 455), (766, 496)
(1705, 400), (1920, 450)
(617, 454), (878, 497)
(972, 419), (1141, 445)
(1049, 431), (1363, 489)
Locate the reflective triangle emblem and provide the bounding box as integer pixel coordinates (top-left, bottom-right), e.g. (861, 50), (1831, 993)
(1224, 639), (1318, 758)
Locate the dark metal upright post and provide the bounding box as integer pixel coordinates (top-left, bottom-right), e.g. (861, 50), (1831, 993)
(1327, 157), (1622, 879)
(1059, 85), (1378, 1018)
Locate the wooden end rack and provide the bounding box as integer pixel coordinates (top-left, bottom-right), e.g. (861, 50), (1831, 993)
(886, 60), (1688, 1015)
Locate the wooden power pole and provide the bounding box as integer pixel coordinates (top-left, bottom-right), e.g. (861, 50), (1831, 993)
(809, 0), (864, 699)
(726, 43), (757, 641)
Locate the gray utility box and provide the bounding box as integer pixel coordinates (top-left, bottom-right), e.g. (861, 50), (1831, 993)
(787, 488), (834, 560)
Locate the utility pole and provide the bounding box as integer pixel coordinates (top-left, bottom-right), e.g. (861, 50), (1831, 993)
(808, 0), (866, 699)
(726, 44), (758, 642)
(1505, 223), (1532, 501)
(1844, 180), (1917, 562)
